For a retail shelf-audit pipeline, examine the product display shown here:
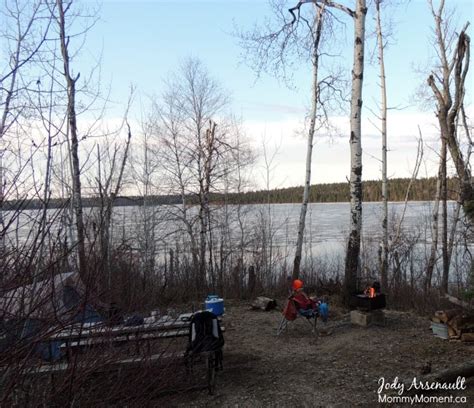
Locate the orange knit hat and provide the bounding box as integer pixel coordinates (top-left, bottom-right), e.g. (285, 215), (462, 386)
(292, 279), (304, 291)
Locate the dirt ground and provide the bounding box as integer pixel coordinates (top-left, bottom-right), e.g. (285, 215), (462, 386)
(158, 300), (473, 407)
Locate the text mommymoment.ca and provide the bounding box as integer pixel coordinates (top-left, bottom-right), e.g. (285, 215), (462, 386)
(377, 376), (466, 396)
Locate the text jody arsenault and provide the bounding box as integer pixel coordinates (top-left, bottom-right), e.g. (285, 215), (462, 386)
(378, 376), (466, 396)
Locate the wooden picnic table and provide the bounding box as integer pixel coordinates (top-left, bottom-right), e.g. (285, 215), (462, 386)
(51, 313), (194, 341)
(19, 312), (225, 395)
(49, 312), (225, 358)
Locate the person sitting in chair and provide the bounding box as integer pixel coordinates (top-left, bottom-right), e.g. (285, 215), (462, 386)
(291, 279), (320, 317)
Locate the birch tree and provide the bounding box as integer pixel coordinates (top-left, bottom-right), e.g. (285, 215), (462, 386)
(340, 0), (366, 302)
(375, 0), (389, 291)
(299, 0), (367, 302)
(238, 1), (346, 280)
(291, 3), (325, 280)
(239, 1), (367, 293)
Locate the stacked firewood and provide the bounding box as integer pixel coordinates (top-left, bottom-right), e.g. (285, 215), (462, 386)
(431, 309), (474, 342)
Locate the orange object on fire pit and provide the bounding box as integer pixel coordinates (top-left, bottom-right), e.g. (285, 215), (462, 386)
(350, 281), (386, 311)
(364, 286), (376, 298)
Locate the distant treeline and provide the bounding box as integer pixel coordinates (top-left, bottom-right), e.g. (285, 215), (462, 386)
(228, 177), (459, 205)
(3, 195), (183, 211)
(4, 177), (459, 211)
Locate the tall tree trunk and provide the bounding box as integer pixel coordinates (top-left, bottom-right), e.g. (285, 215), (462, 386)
(440, 137), (449, 293)
(427, 15), (472, 222)
(446, 198), (461, 273)
(198, 121), (216, 294)
(375, 0), (388, 291)
(344, 0), (367, 304)
(57, 0), (86, 276)
(292, 6), (324, 280)
(101, 123), (132, 295)
(425, 143), (446, 291)
(425, 139), (444, 291)
(427, 13), (472, 294)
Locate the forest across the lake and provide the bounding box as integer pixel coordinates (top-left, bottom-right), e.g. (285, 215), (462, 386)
(4, 176), (460, 210)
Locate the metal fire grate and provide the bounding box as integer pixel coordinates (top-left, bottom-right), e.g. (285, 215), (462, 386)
(350, 293), (386, 311)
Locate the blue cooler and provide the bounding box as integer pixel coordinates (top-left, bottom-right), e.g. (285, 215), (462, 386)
(319, 302), (329, 322)
(205, 295), (224, 316)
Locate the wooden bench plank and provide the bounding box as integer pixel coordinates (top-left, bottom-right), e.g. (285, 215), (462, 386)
(22, 352), (187, 375)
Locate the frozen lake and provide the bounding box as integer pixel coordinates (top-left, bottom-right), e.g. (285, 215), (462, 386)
(6, 200), (465, 262)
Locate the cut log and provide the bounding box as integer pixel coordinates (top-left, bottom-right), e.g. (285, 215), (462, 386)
(251, 297), (277, 311)
(447, 312), (474, 336)
(461, 333), (474, 342)
(447, 325), (460, 339)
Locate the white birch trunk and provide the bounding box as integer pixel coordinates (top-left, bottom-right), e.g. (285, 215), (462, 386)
(375, 0), (389, 290)
(292, 7), (324, 280)
(344, 0), (367, 301)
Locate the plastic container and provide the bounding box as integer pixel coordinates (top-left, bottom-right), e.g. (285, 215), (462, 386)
(319, 302), (329, 322)
(431, 322), (448, 340)
(205, 295), (224, 316)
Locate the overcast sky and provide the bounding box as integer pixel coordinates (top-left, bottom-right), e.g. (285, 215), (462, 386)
(75, 0), (473, 189)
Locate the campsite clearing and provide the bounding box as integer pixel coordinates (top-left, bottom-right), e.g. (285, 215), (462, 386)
(161, 301), (473, 407)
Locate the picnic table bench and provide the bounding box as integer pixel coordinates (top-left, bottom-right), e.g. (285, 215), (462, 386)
(34, 312), (226, 394)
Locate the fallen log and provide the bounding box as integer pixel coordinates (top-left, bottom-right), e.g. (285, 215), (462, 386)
(401, 361), (474, 396)
(426, 361), (474, 383)
(251, 297), (277, 311)
(445, 294), (473, 310)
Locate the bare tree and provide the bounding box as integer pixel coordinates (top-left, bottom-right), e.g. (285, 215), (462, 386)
(300, 0), (368, 303)
(427, 1), (472, 221)
(375, 0), (389, 290)
(426, 0), (472, 293)
(130, 111), (163, 290)
(238, 1), (349, 280)
(440, 134), (449, 293)
(151, 58), (248, 295)
(291, 3), (325, 279)
(95, 121), (132, 292)
(425, 139), (445, 291)
(239, 0), (367, 296)
(0, 0), (51, 270)
(55, 0), (86, 275)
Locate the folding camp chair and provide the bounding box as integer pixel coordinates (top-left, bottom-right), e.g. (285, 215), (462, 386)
(185, 311), (224, 395)
(276, 296), (319, 336)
